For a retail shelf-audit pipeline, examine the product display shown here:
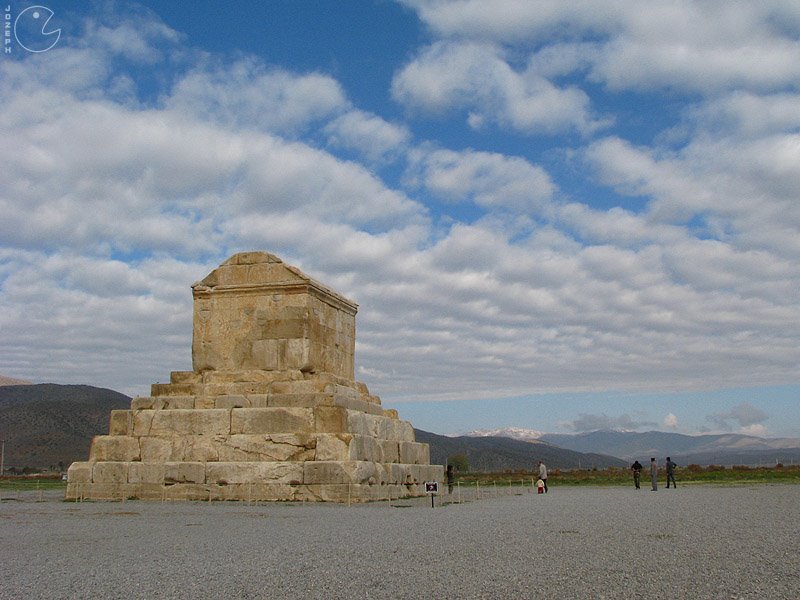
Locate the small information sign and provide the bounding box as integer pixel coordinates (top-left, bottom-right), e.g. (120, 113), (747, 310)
(424, 481), (439, 494)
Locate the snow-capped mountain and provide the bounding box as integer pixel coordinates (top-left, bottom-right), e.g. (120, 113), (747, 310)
(462, 427), (546, 442)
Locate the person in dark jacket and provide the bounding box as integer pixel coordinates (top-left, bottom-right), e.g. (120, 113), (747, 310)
(631, 460), (643, 489)
(665, 457), (677, 488)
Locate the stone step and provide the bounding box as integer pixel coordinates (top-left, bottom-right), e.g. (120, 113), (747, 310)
(90, 432), (429, 465)
(65, 481), (436, 503)
(68, 460), (443, 490)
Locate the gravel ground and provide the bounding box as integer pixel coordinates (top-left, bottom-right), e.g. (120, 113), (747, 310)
(1, 484), (798, 599)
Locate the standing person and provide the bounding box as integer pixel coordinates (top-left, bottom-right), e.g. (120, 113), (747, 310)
(650, 457), (658, 491)
(665, 457), (677, 488)
(446, 464), (455, 494)
(631, 460), (643, 489)
(538, 461), (548, 493)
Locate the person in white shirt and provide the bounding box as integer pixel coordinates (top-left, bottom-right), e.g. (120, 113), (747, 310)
(537, 461), (548, 493)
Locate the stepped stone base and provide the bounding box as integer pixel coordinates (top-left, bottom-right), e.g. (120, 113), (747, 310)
(67, 252), (444, 502)
(67, 371), (443, 503)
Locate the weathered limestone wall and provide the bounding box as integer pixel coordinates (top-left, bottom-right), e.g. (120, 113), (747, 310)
(67, 252), (443, 503)
(191, 252), (356, 380)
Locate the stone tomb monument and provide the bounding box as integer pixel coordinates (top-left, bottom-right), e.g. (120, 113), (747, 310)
(66, 252), (443, 502)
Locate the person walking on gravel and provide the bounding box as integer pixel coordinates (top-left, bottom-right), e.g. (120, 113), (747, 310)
(631, 460), (643, 489)
(665, 457), (677, 488)
(538, 461), (548, 493)
(650, 457), (658, 491)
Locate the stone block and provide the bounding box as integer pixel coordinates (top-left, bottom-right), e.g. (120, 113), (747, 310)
(380, 440), (400, 463)
(399, 441), (428, 465)
(295, 484), (370, 503)
(387, 463), (411, 484)
(230, 407), (314, 434)
(315, 434), (352, 461)
(155, 396), (195, 410)
(67, 461), (93, 483)
(206, 462), (304, 485)
(74, 482), (134, 500)
(132, 410), (155, 436)
(326, 383), (358, 399)
(128, 462), (166, 484)
(346, 461), (381, 485)
(332, 395), (371, 413)
(126, 483), (165, 500)
(183, 436), (220, 462)
(247, 394), (270, 408)
(202, 369), (293, 384)
(418, 464), (444, 483)
(150, 409), (231, 436)
(303, 461), (349, 485)
(93, 461), (129, 484)
(269, 392), (335, 408)
(346, 411), (370, 437)
(313, 406), (348, 433)
(108, 410), (132, 435)
(140, 437), (178, 462)
(131, 397), (155, 410)
(170, 371), (200, 384)
(204, 382), (271, 397)
(218, 434), (315, 462)
(251, 339), (280, 369)
(378, 418), (415, 442)
(286, 338), (311, 370)
(230, 483), (298, 502)
(348, 435), (383, 462)
(303, 461), (379, 485)
(151, 382), (197, 397)
(395, 420), (416, 442)
(215, 395), (249, 409)
(162, 483), (211, 501)
(269, 379), (330, 394)
(90, 436), (141, 462)
(164, 462), (206, 484)
(194, 396), (216, 409)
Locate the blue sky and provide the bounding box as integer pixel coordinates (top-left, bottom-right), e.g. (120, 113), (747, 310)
(2, 1), (799, 438)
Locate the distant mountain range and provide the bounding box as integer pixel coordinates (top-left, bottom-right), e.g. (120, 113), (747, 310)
(0, 384), (130, 470)
(416, 429), (627, 471)
(463, 427), (800, 466)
